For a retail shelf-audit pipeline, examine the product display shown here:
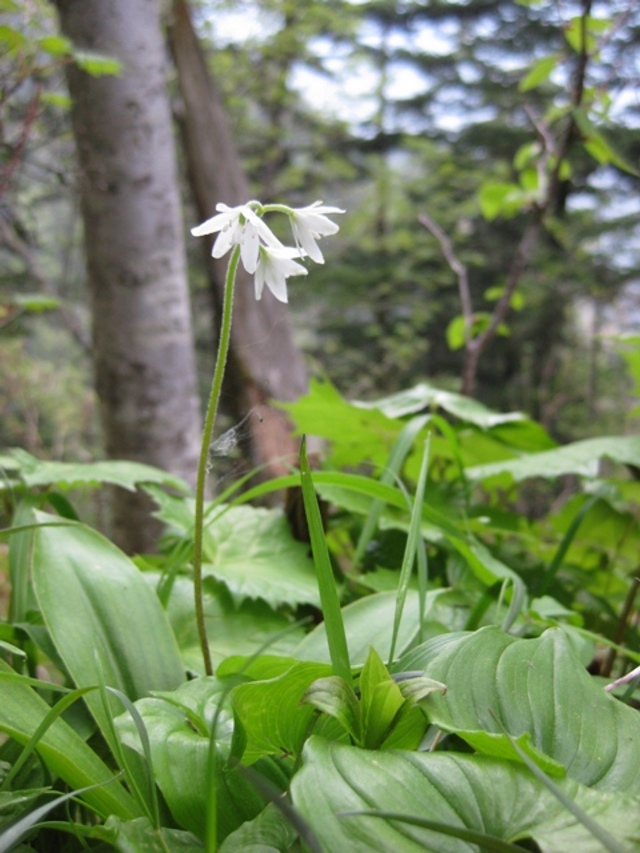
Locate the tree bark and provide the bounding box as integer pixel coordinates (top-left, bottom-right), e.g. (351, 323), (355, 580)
(55, 0), (202, 552)
(167, 0), (308, 481)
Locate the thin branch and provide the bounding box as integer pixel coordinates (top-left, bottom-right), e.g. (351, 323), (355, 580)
(0, 83), (41, 199)
(0, 216), (91, 351)
(418, 212), (473, 343)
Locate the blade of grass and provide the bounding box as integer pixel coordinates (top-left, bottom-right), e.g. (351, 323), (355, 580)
(388, 436), (431, 665)
(299, 436), (351, 682)
(105, 686), (161, 830)
(536, 492), (602, 596)
(95, 665), (160, 827)
(1, 684), (96, 791)
(350, 414), (430, 573)
(339, 810), (525, 852)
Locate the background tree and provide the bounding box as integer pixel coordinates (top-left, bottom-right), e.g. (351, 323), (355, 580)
(54, 0), (202, 551)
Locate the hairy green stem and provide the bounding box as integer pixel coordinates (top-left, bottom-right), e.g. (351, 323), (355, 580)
(193, 245), (241, 676)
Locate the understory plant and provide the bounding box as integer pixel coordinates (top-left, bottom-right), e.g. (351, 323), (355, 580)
(0, 200), (639, 852)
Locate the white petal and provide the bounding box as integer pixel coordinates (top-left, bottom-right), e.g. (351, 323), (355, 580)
(190, 210), (230, 237)
(240, 225), (260, 273)
(265, 271), (289, 303)
(291, 222), (324, 262)
(254, 266), (265, 300)
(211, 224), (237, 258)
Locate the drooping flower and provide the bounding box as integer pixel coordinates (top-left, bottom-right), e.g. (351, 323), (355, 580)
(191, 201), (275, 273)
(191, 199), (344, 301)
(287, 201), (345, 263)
(253, 244), (308, 303)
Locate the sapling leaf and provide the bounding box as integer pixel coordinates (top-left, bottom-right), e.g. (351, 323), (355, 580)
(301, 676), (361, 743)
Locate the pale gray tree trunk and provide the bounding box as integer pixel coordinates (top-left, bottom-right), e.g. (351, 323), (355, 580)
(55, 0), (201, 552)
(168, 0), (309, 482)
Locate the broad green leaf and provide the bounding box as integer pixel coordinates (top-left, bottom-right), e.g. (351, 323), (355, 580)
(445, 315), (468, 351)
(72, 49), (123, 77)
(219, 802), (297, 853)
(90, 816), (202, 851)
(230, 661), (342, 763)
(564, 15), (610, 54)
(37, 35), (72, 57)
(484, 286), (524, 311)
(160, 576), (306, 675)
(291, 738), (640, 852)
(0, 24), (26, 51)
(8, 293), (59, 312)
(9, 449), (189, 493)
(202, 505), (320, 608)
(30, 512), (185, 737)
(518, 54), (559, 91)
(0, 662), (137, 820)
(466, 435), (640, 483)
(478, 182), (525, 220)
(573, 108), (639, 176)
(116, 678), (268, 841)
(397, 627), (640, 793)
(294, 591), (425, 665)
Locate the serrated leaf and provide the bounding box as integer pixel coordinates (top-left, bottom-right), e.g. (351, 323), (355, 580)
(279, 377), (401, 468)
(10, 449), (189, 493)
(202, 505), (320, 608)
(466, 435), (640, 483)
(161, 576), (305, 675)
(355, 382), (526, 428)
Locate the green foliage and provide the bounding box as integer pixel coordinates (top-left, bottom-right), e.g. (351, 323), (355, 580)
(2, 381), (639, 850)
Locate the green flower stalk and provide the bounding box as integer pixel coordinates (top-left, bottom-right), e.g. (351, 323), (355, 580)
(190, 199), (344, 674)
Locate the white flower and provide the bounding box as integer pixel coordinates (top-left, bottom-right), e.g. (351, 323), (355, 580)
(288, 201), (344, 263)
(254, 244), (308, 303)
(191, 201), (274, 273)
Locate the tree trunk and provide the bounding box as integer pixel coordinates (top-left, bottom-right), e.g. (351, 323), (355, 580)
(167, 0), (308, 481)
(55, 0), (201, 552)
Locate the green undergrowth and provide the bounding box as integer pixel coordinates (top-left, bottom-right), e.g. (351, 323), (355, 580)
(1, 379), (639, 852)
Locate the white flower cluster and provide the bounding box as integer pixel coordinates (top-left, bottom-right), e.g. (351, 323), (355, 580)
(191, 200), (344, 303)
